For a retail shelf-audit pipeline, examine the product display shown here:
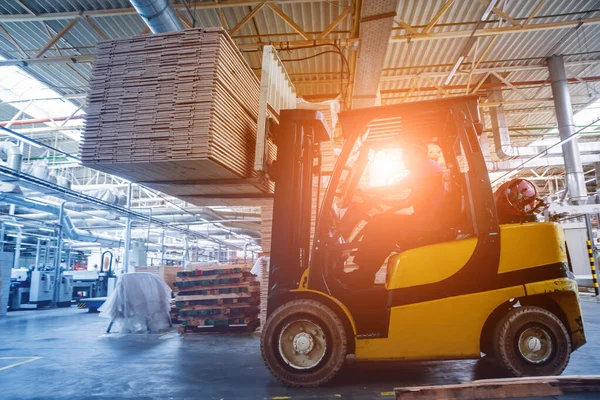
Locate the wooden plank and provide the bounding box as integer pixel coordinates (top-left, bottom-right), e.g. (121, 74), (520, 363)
(395, 381), (561, 399)
(395, 376), (600, 399)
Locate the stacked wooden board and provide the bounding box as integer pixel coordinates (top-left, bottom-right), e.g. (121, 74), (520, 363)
(256, 256), (270, 332)
(260, 205), (274, 254)
(81, 28), (272, 206)
(174, 263), (260, 333)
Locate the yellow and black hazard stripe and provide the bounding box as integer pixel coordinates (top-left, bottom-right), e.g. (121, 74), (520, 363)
(586, 240), (599, 296)
(77, 303), (88, 309)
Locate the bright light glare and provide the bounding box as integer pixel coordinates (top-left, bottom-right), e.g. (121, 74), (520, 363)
(0, 56), (84, 138)
(368, 148), (407, 187)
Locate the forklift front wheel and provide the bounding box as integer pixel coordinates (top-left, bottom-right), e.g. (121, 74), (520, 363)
(493, 306), (571, 377)
(261, 299), (347, 387)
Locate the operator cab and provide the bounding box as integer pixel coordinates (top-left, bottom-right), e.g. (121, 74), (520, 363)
(307, 97), (488, 337)
(328, 134), (474, 281)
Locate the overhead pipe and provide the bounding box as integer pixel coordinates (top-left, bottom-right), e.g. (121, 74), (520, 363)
(0, 142), (23, 193)
(0, 163), (243, 249)
(486, 75), (546, 160)
(129, 0), (184, 33)
(0, 192), (122, 248)
(0, 114), (85, 127)
(548, 55), (588, 204)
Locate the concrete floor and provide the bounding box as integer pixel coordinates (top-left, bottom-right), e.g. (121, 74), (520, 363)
(0, 297), (598, 400)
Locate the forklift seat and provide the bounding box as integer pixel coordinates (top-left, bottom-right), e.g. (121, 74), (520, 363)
(390, 172), (466, 253)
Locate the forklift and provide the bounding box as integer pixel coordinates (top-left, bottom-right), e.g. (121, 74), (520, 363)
(260, 96), (586, 387)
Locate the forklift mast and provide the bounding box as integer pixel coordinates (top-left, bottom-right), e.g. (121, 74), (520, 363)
(267, 110), (330, 309)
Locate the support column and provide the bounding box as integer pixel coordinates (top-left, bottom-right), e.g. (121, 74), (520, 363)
(52, 203), (65, 307)
(548, 55), (587, 204)
(160, 230), (166, 265)
(123, 182), (133, 273)
(34, 238), (41, 267)
(183, 232), (189, 270)
(13, 228), (22, 269)
(0, 223), (5, 252)
(595, 162), (600, 201)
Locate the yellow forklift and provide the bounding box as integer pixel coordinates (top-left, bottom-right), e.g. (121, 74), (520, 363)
(260, 96), (586, 387)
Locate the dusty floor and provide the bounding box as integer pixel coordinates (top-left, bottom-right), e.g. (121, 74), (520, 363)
(0, 296), (598, 400)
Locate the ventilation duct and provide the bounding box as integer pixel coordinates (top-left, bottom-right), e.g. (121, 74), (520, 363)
(129, 0), (184, 33)
(0, 192), (122, 248)
(487, 74), (546, 160)
(0, 142), (22, 193)
(548, 55), (587, 204)
(57, 176), (72, 190)
(351, 0), (398, 109)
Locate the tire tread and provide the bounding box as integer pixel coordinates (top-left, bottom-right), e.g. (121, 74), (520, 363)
(260, 299), (347, 387)
(493, 305), (571, 377)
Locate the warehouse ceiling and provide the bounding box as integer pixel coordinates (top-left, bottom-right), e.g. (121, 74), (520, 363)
(0, 0), (600, 244)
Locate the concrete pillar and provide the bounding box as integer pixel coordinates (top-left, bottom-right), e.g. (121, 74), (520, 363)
(123, 182), (133, 273)
(52, 202), (65, 307)
(548, 55), (587, 204)
(595, 163), (600, 200)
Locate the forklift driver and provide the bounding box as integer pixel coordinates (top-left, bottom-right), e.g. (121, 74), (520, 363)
(349, 144), (445, 288)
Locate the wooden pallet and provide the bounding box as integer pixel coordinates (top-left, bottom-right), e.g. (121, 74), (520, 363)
(394, 376), (600, 399)
(173, 262), (260, 334)
(178, 318), (260, 334)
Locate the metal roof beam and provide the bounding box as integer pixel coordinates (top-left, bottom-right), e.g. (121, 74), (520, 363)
(83, 16), (108, 40)
(0, 54), (93, 66)
(35, 17), (79, 58)
(267, 3), (309, 39)
(479, 0), (518, 26)
(0, 23), (29, 57)
(318, 7), (352, 39)
(391, 16), (600, 42)
(422, 0), (456, 33)
(523, 0), (545, 26)
(229, 1), (267, 35)
(380, 59), (600, 81)
(0, 1), (329, 22)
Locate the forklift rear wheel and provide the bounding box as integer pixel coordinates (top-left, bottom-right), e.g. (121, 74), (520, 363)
(493, 306), (571, 377)
(261, 299), (347, 387)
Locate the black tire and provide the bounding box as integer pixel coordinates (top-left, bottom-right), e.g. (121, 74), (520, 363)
(493, 306), (571, 377)
(260, 299), (347, 387)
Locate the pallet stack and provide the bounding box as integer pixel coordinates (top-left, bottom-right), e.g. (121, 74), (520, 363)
(81, 28), (272, 205)
(174, 263), (260, 333)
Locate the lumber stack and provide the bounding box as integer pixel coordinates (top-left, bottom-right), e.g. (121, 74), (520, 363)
(174, 263), (260, 333)
(256, 256), (270, 332)
(296, 99), (339, 138)
(260, 204), (274, 254)
(81, 28), (272, 205)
